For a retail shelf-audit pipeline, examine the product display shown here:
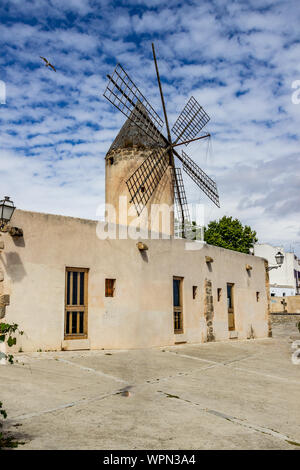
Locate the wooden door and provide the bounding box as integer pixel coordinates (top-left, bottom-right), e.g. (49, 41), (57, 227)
(173, 277), (183, 333)
(65, 268), (88, 339)
(227, 283), (235, 331)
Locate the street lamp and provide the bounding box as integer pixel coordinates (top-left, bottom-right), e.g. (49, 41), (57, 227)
(0, 197), (15, 230)
(275, 251), (284, 266)
(267, 251), (284, 271)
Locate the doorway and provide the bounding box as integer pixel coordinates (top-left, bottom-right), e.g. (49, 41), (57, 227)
(227, 283), (235, 331)
(173, 277), (183, 333)
(65, 267), (88, 339)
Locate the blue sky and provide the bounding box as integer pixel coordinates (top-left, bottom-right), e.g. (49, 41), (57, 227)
(0, 0), (300, 253)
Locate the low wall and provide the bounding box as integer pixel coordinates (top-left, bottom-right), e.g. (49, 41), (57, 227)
(270, 296), (300, 314)
(270, 313), (300, 324)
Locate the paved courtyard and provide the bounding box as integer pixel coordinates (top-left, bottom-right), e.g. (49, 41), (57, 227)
(1, 321), (300, 450)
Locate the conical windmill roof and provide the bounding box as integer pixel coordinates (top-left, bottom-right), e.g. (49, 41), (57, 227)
(108, 103), (165, 152)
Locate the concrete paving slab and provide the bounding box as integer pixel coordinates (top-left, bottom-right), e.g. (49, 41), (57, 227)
(0, 321), (299, 449)
(66, 348), (214, 384)
(0, 357), (123, 419)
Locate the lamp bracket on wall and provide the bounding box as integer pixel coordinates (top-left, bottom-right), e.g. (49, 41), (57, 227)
(0, 224), (23, 237)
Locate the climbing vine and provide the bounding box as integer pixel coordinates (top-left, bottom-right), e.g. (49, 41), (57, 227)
(0, 322), (23, 448)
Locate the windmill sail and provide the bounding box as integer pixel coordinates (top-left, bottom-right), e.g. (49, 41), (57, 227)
(126, 147), (169, 216)
(171, 168), (191, 226)
(103, 44), (221, 230)
(172, 96), (210, 146)
(179, 151), (220, 207)
(103, 64), (164, 145)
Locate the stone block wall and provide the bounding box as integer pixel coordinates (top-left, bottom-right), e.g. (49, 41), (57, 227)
(204, 279), (215, 342)
(270, 296), (300, 314)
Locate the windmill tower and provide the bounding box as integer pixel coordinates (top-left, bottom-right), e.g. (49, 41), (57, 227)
(103, 44), (220, 238)
(105, 107), (174, 236)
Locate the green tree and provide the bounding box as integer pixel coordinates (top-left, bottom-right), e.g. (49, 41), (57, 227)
(204, 216), (257, 254)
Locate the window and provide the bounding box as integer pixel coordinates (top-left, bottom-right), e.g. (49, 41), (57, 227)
(105, 278), (116, 297)
(192, 286), (197, 299)
(256, 291), (260, 302)
(65, 268), (88, 339)
(173, 277), (183, 333)
(217, 288), (222, 302)
(271, 293), (275, 297)
(227, 283), (235, 331)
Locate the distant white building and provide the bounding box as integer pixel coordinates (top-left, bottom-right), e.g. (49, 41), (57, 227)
(254, 243), (300, 297)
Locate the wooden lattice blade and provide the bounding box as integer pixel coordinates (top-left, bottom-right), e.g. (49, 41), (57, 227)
(126, 148), (169, 216)
(178, 151), (220, 207)
(171, 167), (191, 225)
(171, 96), (210, 146)
(103, 63), (164, 145)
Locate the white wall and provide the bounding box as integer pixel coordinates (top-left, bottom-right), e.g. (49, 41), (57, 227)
(270, 287), (295, 297)
(254, 243), (299, 295)
(1, 210), (269, 352)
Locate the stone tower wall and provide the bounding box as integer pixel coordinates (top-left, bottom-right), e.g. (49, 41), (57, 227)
(105, 145), (174, 237)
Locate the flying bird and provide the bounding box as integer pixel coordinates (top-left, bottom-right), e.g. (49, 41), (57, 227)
(40, 56), (56, 72)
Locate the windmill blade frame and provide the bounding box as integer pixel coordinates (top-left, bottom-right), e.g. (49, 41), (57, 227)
(178, 151), (220, 207)
(172, 96), (210, 146)
(103, 43), (220, 234)
(151, 42), (188, 236)
(103, 63), (164, 145)
(126, 147), (169, 216)
(171, 167), (191, 226)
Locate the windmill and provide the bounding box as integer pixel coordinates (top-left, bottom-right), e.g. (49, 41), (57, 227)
(103, 43), (220, 237)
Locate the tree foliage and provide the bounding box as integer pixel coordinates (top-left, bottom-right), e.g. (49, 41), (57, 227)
(204, 216), (258, 254)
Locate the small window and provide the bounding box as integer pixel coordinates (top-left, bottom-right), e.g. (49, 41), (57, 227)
(217, 288), (222, 302)
(192, 286), (197, 299)
(271, 293), (275, 297)
(105, 279), (116, 297)
(256, 292), (260, 302)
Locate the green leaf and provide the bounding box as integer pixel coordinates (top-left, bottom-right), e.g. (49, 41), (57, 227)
(7, 354), (14, 364)
(0, 409), (7, 419)
(7, 336), (16, 347)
